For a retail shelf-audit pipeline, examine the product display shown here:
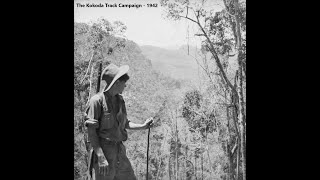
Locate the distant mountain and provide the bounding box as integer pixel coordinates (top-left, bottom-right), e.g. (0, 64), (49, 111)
(140, 45), (203, 84)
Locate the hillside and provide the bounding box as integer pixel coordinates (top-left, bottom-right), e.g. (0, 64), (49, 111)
(140, 45), (202, 85)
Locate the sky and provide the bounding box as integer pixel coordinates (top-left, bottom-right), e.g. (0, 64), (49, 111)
(74, 0), (223, 49)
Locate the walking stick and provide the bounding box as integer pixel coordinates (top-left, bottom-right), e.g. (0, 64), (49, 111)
(146, 100), (167, 180)
(146, 127), (151, 180)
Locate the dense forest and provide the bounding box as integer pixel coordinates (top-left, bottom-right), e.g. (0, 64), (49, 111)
(74, 0), (246, 180)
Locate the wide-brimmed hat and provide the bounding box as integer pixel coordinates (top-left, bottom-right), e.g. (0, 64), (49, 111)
(101, 63), (129, 92)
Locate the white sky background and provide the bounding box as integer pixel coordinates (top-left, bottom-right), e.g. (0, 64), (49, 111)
(74, 0), (224, 49)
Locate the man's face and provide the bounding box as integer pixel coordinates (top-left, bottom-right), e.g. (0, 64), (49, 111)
(115, 80), (127, 94)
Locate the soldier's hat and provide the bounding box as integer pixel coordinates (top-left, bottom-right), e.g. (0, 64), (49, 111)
(101, 63), (129, 92)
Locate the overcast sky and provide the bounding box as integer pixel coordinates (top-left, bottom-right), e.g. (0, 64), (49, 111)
(74, 0), (224, 49)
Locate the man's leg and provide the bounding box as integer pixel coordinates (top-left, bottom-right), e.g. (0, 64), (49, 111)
(93, 161), (116, 180)
(93, 143), (118, 180)
(114, 144), (137, 180)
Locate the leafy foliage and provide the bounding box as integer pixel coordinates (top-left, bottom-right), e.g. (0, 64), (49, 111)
(182, 90), (216, 137)
(160, 0), (246, 179)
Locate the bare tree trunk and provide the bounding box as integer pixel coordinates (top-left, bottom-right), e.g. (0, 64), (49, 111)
(230, 71), (241, 180)
(240, 125), (245, 180)
(85, 65), (94, 106)
(234, 19), (246, 180)
(222, 1), (246, 177)
(231, 0), (246, 178)
(232, 103), (240, 180)
(237, 53), (246, 180)
(236, 31), (246, 180)
(239, 94), (246, 180)
(226, 107), (233, 180)
(80, 50), (95, 84)
(238, 68), (246, 180)
(236, 139), (240, 180)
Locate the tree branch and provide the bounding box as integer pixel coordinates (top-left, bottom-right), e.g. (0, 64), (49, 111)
(178, 15), (198, 24)
(86, 65), (94, 106)
(224, 9), (236, 18)
(234, 0), (242, 49)
(193, 11), (238, 99)
(194, 33), (205, 36)
(179, 7), (237, 97)
(231, 142), (237, 155)
(80, 50), (94, 84)
(184, 51), (215, 85)
(186, 6), (189, 18)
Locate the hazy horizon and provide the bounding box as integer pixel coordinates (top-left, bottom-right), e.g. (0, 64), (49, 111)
(74, 0), (223, 49)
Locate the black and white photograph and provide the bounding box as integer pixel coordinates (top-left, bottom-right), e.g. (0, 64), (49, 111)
(74, 0), (246, 179)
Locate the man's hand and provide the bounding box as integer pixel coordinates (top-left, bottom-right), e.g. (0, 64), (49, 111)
(85, 118), (99, 128)
(97, 154), (109, 176)
(143, 117), (154, 129)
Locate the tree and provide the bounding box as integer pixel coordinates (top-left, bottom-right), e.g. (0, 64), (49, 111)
(161, 0), (246, 179)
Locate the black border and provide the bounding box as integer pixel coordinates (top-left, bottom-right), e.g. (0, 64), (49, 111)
(2, 1), (74, 179)
(2, 0), (314, 179)
(248, 1), (313, 178)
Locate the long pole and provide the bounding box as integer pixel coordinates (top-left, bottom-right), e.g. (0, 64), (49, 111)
(146, 127), (151, 180)
(146, 100), (166, 180)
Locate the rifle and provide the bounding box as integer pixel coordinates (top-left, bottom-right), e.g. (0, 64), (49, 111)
(96, 62), (102, 94)
(85, 62), (102, 146)
(85, 62), (102, 180)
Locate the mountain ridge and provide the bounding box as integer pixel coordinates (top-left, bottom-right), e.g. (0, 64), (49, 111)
(139, 45), (202, 84)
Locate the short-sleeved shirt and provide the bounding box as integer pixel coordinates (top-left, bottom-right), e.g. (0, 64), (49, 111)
(85, 92), (130, 142)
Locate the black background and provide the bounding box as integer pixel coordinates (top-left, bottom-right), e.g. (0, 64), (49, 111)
(1, 1), (74, 179)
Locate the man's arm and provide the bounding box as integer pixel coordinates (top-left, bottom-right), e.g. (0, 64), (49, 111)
(85, 95), (110, 176)
(126, 117), (153, 130)
(120, 96), (153, 130)
(87, 128), (105, 158)
(85, 96), (104, 158)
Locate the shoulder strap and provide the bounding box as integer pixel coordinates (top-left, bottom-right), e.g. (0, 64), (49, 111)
(117, 94), (126, 114)
(101, 92), (109, 112)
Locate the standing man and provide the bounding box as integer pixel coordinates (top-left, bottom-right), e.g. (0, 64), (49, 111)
(84, 63), (153, 180)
